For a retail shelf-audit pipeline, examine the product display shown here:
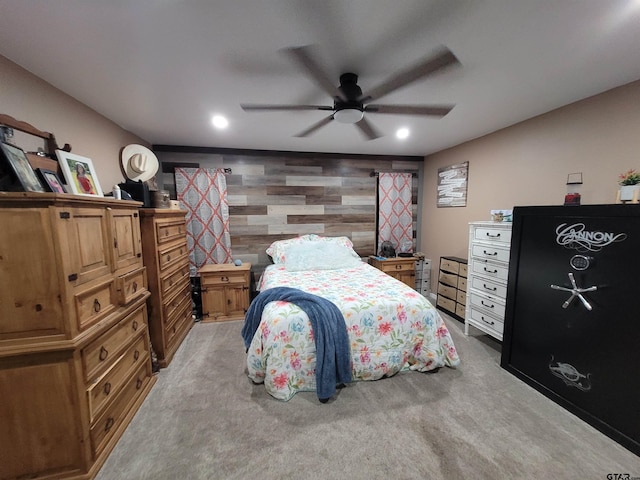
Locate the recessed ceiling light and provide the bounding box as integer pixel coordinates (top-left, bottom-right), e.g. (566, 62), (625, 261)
(212, 115), (228, 129)
(396, 128), (410, 139)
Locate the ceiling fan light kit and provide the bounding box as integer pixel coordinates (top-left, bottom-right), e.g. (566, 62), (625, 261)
(334, 107), (363, 124)
(240, 45), (460, 140)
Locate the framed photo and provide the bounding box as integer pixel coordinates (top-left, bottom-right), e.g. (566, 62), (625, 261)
(36, 168), (66, 193)
(0, 142), (45, 192)
(56, 150), (103, 196)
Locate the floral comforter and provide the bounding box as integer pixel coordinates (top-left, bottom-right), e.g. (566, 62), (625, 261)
(246, 262), (460, 401)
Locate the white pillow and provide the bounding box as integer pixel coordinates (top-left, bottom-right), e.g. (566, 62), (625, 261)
(285, 241), (362, 271)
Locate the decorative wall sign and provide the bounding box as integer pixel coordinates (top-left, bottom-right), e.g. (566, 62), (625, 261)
(437, 161), (468, 207)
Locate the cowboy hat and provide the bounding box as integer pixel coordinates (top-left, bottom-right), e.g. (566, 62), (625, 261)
(121, 144), (159, 182)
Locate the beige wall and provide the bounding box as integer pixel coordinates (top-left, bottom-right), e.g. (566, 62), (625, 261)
(0, 55), (148, 190)
(421, 79), (640, 291)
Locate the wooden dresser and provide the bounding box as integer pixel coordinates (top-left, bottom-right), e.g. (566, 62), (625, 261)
(139, 209), (193, 368)
(368, 256), (416, 288)
(199, 263), (251, 321)
(436, 256), (468, 322)
(0, 193), (155, 480)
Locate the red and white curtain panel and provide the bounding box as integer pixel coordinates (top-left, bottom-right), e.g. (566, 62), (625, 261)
(377, 172), (413, 253)
(175, 168), (233, 275)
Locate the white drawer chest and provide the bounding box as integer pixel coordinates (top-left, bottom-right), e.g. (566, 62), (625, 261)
(465, 221), (512, 340)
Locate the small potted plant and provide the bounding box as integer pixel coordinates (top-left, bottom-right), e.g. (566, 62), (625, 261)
(618, 169), (640, 202)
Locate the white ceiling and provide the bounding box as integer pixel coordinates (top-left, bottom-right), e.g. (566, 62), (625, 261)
(1, 0), (640, 157)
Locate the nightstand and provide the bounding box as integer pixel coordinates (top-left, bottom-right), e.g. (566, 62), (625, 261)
(368, 256), (416, 288)
(199, 263), (251, 322)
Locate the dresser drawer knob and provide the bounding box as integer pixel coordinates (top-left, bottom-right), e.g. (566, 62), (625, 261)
(104, 417), (115, 432)
(93, 299), (101, 312)
(486, 232), (501, 238)
(483, 250), (497, 256)
(132, 320), (139, 331)
(133, 350), (140, 361)
(99, 346), (109, 361)
(167, 254), (171, 262)
(221, 276), (229, 282)
(132, 282), (138, 292)
(395, 265), (402, 270)
(136, 378), (143, 389)
(481, 300), (494, 309)
(483, 267), (498, 274)
(103, 382), (111, 395)
(483, 283), (497, 291)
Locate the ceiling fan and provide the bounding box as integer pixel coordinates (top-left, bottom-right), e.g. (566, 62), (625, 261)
(240, 45), (460, 140)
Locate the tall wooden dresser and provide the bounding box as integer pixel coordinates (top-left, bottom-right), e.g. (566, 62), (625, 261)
(0, 193), (156, 480)
(139, 209), (193, 368)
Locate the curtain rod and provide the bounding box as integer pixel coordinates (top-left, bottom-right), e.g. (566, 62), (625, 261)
(370, 170), (418, 177)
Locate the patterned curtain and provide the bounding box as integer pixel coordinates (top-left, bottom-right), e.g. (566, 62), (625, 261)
(175, 168), (232, 275)
(377, 172), (413, 253)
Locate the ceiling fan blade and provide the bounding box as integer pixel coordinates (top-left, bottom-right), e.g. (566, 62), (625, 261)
(358, 46), (460, 103)
(355, 117), (382, 141)
(365, 104), (455, 117)
(282, 45), (347, 102)
(294, 115), (334, 137)
(241, 104), (333, 112)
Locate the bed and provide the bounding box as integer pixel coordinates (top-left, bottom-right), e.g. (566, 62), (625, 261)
(244, 235), (460, 401)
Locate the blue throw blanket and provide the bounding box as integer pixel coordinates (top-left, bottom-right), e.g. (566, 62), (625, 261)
(241, 286), (352, 401)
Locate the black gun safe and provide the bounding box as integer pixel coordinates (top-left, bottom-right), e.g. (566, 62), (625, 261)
(501, 204), (640, 456)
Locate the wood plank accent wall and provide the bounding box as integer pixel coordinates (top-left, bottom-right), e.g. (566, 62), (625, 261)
(153, 147), (422, 282)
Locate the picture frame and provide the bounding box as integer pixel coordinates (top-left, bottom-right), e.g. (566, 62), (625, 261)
(36, 168), (66, 193)
(0, 142), (46, 192)
(56, 150), (103, 196)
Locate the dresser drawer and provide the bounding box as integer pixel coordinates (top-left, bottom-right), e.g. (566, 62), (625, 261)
(470, 275), (507, 298)
(440, 258), (460, 274)
(87, 332), (150, 422)
(471, 244), (510, 263)
(474, 227), (512, 245)
(161, 262), (190, 298)
(437, 282), (457, 301)
(82, 306), (147, 381)
(456, 289), (467, 306)
(90, 362), (152, 457)
(458, 263), (468, 277)
(156, 219), (187, 245)
(471, 259), (509, 282)
(457, 276), (467, 292)
(74, 278), (117, 332)
(455, 302), (466, 319)
(158, 241), (189, 273)
(438, 270), (458, 288)
(436, 295), (456, 312)
(468, 306), (504, 336)
(162, 284), (192, 322)
(166, 305), (193, 350)
(469, 291), (506, 319)
(116, 266), (148, 305)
